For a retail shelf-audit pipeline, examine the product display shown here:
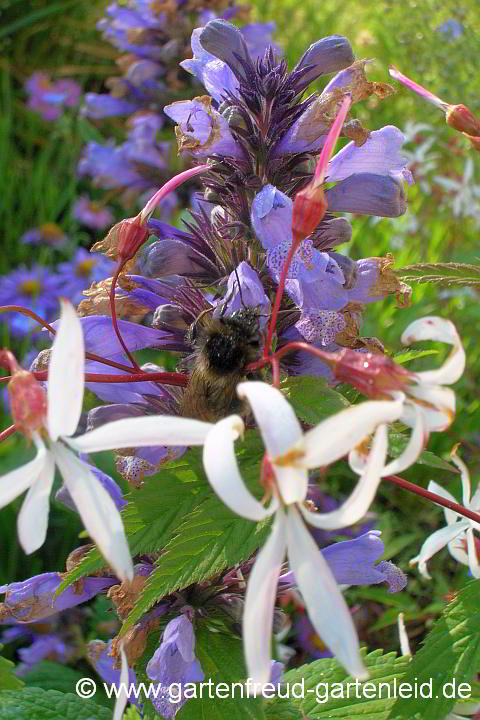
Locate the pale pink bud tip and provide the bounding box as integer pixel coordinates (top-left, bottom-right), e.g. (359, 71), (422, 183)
(333, 348), (413, 399)
(388, 66), (449, 112)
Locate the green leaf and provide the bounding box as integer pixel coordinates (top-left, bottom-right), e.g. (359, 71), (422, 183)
(121, 496), (271, 634)
(0, 646), (23, 690)
(389, 580), (480, 720)
(22, 662), (89, 697)
(178, 623), (265, 720)
(388, 432), (457, 472)
(393, 349), (439, 364)
(281, 376), (350, 425)
(0, 688), (112, 720)
(394, 262), (480, 287)
(265, 649), (411, 719)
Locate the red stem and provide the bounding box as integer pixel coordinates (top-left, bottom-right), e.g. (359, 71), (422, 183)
(0, 425), (16, 442)
(264, 240), (301, 358)
(0, 305), (144, 373)
(250, 340), (335, 373)
(1, 370), (189, 387)
(384, 474), (480, 525)
(109, 264), (142, 372)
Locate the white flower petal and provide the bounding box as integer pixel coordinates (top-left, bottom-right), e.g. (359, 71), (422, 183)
(203, 416), (277, 521)
(407, 385), (455, 432)
(427, 480), (458, 525)
(17, 451), (55, 554)
(301, 423), (388, 530)
(450, 453), (471, 506)
(0, 433), (47, 507)
(401, 316), (465, 385)
(47, 299), (85, 441)
(237, 382), (303, 458)
(67, 415), (213, 454)
(466, 528), (480, 579)
(286, 506), (368, 680)
(294, 398), (403, 469)
(243, 509), (287, 687)
(381, 405), (426, 476)
(113, 643), (130, 720)
(410, 522), (468, 579)
(273, 465), (309, 505)
(53, 443), (133, 581)
(448, 535), (469, 566)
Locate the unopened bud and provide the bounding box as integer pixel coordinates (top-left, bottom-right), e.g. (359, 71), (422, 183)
(116, 214), (149, 263)
(8, 369), (47, 437)
(446, 104), (480, 137)
(292, 186), (328, 244)
(333, 348), (413, 398)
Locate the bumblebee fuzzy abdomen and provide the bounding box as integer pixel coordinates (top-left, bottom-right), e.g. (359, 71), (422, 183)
(204, 330), (247, 374)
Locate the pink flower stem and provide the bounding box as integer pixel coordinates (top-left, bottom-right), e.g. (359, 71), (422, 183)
(0, 425), (16, 443)
(1, 369), (190, 387)
(264, 240), (302, 358)
(384, 474), (480, 525)
(109, 263), (142, 372)
(0, 305), (143, 373)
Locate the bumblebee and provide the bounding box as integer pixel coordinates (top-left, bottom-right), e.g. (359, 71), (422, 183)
(180, 307), (262, 422)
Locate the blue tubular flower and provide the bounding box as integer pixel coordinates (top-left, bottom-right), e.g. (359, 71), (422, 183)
(0, 573), (116, 623)
(213, 262), (270, 326)
(146, 615), (204, 718)
(164, 97), (245, 158)
(78, 114), (170, 201)
(82, 94), (139, 118)
(280, 531), (407, 592)
(88, 640), (140, 705)
(17, 635), (71, 675)
(56, 462), (126, 512)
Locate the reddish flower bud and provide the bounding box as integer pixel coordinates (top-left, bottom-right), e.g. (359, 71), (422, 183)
(292, 187), (328, 245)
(446, 104), (480, 137)
(8, 369), (47, 437)
(333, 348), (413, 398)
(116, 214), (149, 263)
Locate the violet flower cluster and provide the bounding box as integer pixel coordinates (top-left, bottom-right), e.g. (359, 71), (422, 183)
(78, 0), (279, 211)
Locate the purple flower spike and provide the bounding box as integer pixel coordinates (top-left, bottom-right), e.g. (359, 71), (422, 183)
(293, 36), (355, 93)
(165, 98), (243, 159)
(0, 573), (116, 623)
(146, 615), (204, 718)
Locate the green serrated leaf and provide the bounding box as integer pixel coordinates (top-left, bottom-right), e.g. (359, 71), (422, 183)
(388, 580), (480, 720)
(22, 662), (89, 697)
(121, 497), (271, 635)
(266, 649), (411, 719)
(281, 376), (350, 425)
(0, 687), (112, 720)
(0, 646), (23, 690)
(178, 623), (265, 720)
(394, 262), (480, 287)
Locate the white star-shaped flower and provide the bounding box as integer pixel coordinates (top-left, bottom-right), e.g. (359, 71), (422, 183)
(202, 381), (410, 684)
(350, 316), (465, 481)
(410, 452), (480, 579)
(2, 301), (211, 581)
